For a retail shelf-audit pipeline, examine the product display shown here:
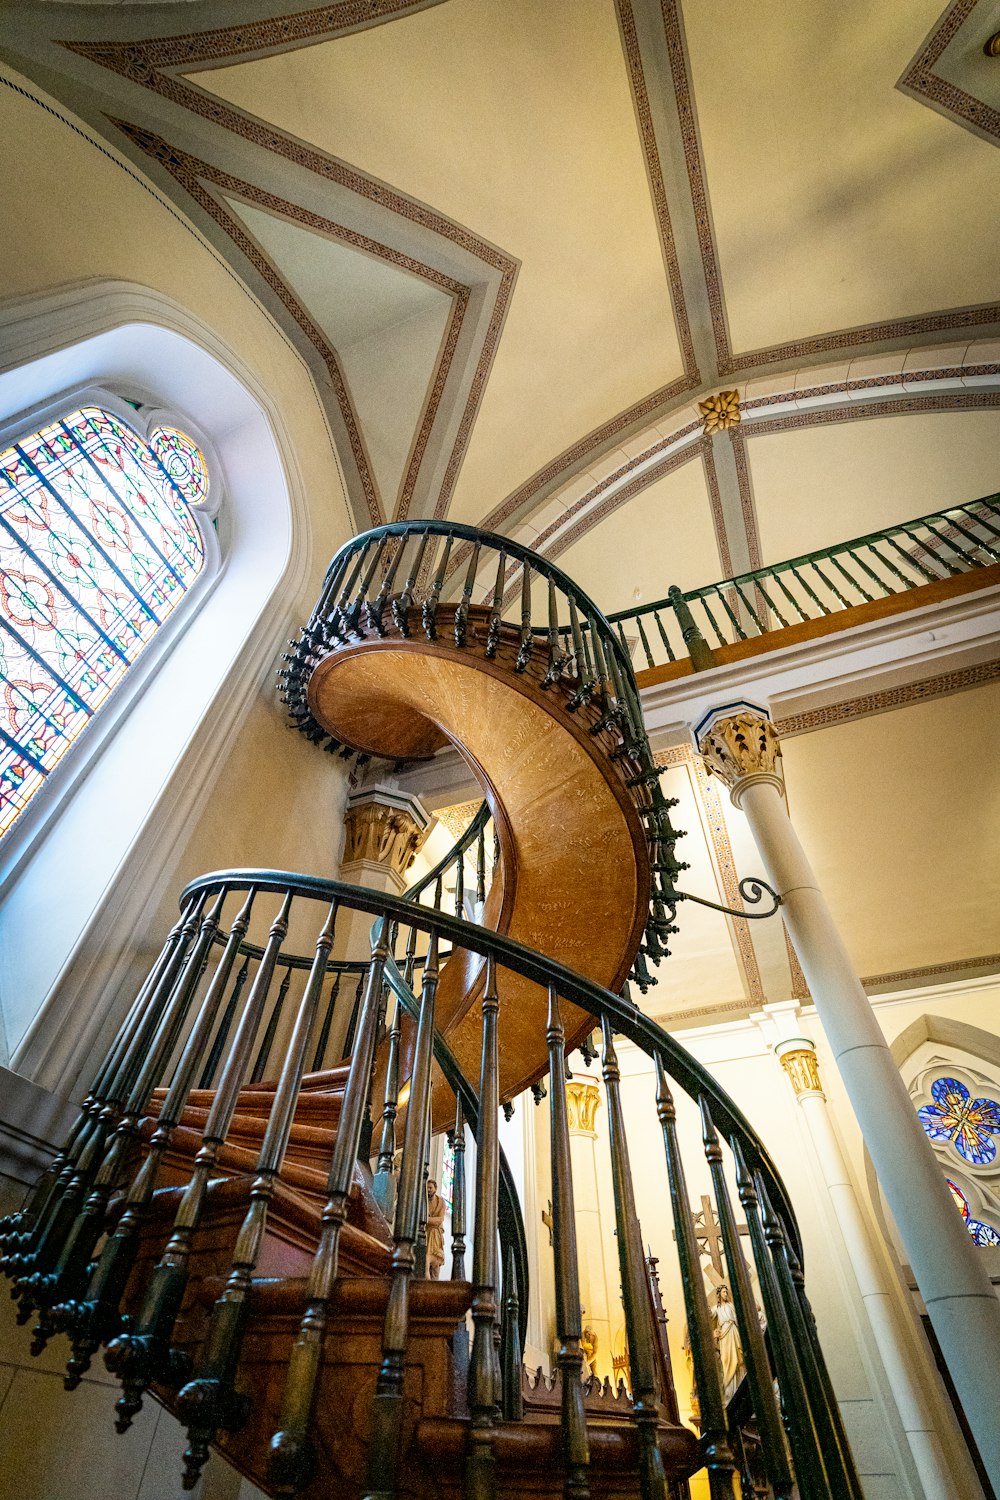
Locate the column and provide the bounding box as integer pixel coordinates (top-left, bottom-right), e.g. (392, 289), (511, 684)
(566, 1074), (613, 1384)
(330, 785), (430, 1057)
(759, 1007), (956, 1500)
(695, 702), (1000, 1493)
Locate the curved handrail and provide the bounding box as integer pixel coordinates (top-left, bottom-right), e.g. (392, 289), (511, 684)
(180, 867), (801, 1256)
(278, 517), (687, 981)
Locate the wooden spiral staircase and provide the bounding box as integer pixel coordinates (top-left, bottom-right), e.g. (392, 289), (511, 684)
(1, 523), (861, 1500)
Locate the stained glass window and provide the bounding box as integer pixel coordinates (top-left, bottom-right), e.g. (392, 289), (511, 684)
(946, 1179), (1000, 1248)
(0, 404), (207, 841)
(917, 1076), (1000, 1166)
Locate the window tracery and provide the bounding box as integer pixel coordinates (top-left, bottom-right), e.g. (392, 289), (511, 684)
(910, 1059), (1000, 1251)
(0, 402), (208, 841)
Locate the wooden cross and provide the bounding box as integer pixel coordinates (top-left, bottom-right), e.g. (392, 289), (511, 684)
(542, 1199), (555, 1247)
(675, 1195), (749, 1275)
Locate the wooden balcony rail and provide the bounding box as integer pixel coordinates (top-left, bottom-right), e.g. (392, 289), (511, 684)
(605, 491), (1000, 681)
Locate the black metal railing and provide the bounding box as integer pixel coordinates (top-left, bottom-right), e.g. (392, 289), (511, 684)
(607, 492), (1000, 674)
(278, 518), (688, 991)
(1, 872), (860, 1500)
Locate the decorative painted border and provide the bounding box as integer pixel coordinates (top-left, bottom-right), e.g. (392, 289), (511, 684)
(774, 659), (1000, 738)
(115, 123), (470, 526)
(862, 951), (1000, 989)
(727, 428), (762, 571)
(615, 0), (697, 382)
(657, 0), (1000, 376)
(898, 0), (1000, 147)
(656, 744), (765, 1006)
(69, 12), (518, 524)
(701, 438), (731, 575)
(741, 387), (1000, 438)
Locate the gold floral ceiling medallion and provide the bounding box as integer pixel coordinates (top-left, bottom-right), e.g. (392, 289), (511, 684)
(698, 389), (741, 435)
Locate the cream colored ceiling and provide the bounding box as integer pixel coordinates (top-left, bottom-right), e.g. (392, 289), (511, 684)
(544, 457), (722, 615)
(5, 0), (999, 580)
(684, 0), (1000, 355)
(749, 408), (1000, 563)
(223, 193), (454, 508)
(190, 0), (686, 525)
(781, 681), (1000, 980)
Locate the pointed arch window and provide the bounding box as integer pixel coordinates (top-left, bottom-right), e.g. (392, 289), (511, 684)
(0, 403), (210, 842)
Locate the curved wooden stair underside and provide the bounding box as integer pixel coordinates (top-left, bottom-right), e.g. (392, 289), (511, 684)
(306, 604), (652, 1106)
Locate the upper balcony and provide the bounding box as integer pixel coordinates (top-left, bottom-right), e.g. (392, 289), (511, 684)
(611, 491), (1000, 741)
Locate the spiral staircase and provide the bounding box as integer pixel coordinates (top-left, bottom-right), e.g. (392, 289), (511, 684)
(0, 521), (864, 1500)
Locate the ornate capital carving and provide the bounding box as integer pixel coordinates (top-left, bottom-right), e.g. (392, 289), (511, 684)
(776, 1043), (824, 1098)
(698, 389), (741, 434)
(343, 788), (429, 883)
(695, 706), (782, 804)
(566, 1078), (602, 1135)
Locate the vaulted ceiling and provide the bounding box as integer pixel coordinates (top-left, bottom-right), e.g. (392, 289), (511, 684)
(2, 0), (1000, 605)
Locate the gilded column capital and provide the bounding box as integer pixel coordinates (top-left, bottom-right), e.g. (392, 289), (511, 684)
(343, 786), (430, 889)
(694, 702), (783, 808)
(775, 1038), (825, 1099)
(566, 1077), (602, 1135)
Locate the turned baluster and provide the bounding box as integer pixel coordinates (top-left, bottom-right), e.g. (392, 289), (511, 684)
(465, 953), (502, 1499)
(515, 562), (533, 671)
(373, 989), (403, 1221)
(177, 902), (338, 1490)
(730, 1140), (831, 1500)
(61, 891), (256, 1386)
(600, 1020), (666, 1500)
(699, 1101), (792, 1500)
(267, 927), (391, 1495)
(454, 541), (481, 646)
(449, 1099), (467, 1281)
(548, 985), (591, 1500)
(251, 962), (294, 1083)
(484, 548), (506, 658)
(777, 1199), (864, 1500)
(28, 891), (220, 1345)
(200, 954), (251, 1089)
(500, 1243), (524, 1422)
(363, 932), (441, 1500)
(310, 969), (342, 1074)
(751, 1167), (851, 1500)
(346, 535), (389, 634)
(393, 531), (430, 635)
(1, 912), (185, 1276)
(654, 1056), (737, 1499)
(105, 893), (293, 1432)
(422, 535), (453, 639)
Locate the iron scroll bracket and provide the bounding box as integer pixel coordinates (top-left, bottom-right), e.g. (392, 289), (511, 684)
(674, 876), (782, 920)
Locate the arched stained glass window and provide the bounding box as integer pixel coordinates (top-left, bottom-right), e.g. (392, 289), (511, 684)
(0, 404), (208, 841)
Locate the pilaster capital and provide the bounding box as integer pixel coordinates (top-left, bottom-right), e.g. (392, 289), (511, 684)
(342, 785), (430, 889)
(693, 701), (783, 807)
(565, 1076), (602, 1135)
(775, 1037), (825, 1099)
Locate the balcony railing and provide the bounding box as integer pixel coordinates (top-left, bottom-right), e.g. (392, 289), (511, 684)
(607, 493), (1000, 679)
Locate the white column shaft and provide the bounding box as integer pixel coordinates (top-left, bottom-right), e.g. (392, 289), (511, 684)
(740, 776), (1000, 1491)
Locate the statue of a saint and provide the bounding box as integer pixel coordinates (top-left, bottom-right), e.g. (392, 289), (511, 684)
(425, 1178), (446, 1279)
(580, 1324), (598, 1380)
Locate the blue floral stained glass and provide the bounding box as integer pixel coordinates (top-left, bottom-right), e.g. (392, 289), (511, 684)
(0, 406), (206, 839)
(917, 1076), (1000, 1165)
(946, 1180), (1000, 1248)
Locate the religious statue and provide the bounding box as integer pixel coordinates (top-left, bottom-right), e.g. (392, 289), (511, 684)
(425, 1178), (446, 1279)
(711, 1283), (743, 1403)
(580, 1324), (598, 1380)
